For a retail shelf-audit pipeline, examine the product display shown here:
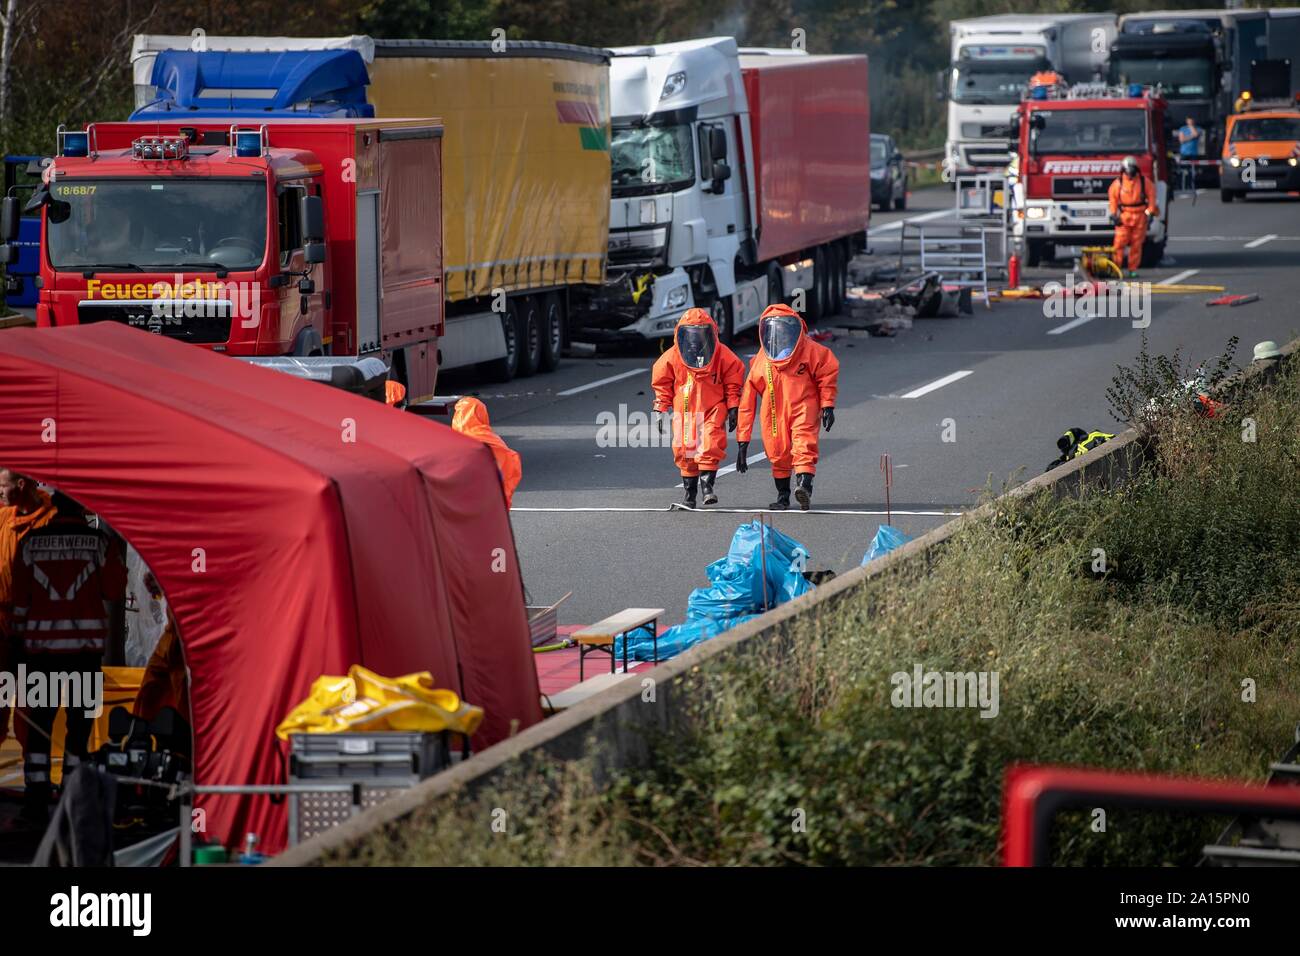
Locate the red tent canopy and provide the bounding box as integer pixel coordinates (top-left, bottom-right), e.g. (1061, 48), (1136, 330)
(0, 324), (541, 853)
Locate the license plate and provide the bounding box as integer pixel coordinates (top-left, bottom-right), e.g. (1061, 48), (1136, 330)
(1250, 180), (1278, 189)
(1072, 208), (1107, 218)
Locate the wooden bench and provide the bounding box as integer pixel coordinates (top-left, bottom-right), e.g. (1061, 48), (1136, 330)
(541, 671), (638, 715)
(572, 607), (665, 680)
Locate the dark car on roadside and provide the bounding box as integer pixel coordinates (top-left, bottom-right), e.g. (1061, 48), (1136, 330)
(871, 133), (907, 211)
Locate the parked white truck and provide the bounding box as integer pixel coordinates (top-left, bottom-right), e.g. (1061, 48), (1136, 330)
(943, 14), (1117, 179)
(573, 37), (871, 344)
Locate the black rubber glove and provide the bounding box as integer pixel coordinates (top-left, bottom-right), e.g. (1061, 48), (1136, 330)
(727, 407), (738, 433)
(735, 441), (749, 474)
(822, 407), (835, 432)
(1109, 213), (1120, 226)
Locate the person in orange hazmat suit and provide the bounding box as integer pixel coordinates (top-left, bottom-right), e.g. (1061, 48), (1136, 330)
(735, 304), (839, 511)
(651, 307), (746, 508)
(451, 397), (522, 509)
(1108, 155), (1158, 276)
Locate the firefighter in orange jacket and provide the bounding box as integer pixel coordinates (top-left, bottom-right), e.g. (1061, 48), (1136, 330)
(651, 308), (746, 508)
(451, 397), (522, 509)
(1108, 155), (1158, 277)
(11, 491), (125, 824)
(735, 304), (840, 511)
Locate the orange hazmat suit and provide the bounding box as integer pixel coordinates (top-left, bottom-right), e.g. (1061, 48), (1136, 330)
(737, 304), (840, 479)
(451, 397), (522, 509)
(1108, 170), (1158, 272)
(650, 308), (745, 476)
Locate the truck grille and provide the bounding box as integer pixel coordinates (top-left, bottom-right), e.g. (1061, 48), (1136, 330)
(77, 300), (233, 344)
(607, 226), (668, 268)
(1053, 176), (1111, 198)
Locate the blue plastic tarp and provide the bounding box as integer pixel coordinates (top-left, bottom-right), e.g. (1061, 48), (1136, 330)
(611, 521), (814, 662)
(862, 524), (913, 565)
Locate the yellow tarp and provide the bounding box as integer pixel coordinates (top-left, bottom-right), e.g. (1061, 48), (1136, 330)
(368, 50), (611, 302)
(275, 666), (483, 740)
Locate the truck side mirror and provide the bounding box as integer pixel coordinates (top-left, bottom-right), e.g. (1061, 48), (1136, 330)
(1, 196), (19, 243)
(300, 194), (325, 242)
(711, 160), (731, 191)
(935, 69), (948, 101)
(304, 241), (326, 265)
(709, 126), (727, 162)
(1029, 114), (1046, 131)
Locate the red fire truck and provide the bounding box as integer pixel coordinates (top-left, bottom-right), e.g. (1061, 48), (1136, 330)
(1008, 83), (1171, 268)
(21, 119), (444, 401)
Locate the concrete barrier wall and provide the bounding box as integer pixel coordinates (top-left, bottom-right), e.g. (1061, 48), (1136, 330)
(274, 338), (1296, 866)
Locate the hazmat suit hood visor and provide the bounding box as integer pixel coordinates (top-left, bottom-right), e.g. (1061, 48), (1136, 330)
(676, 323), (716, 369)
(760, 312), (803, 362)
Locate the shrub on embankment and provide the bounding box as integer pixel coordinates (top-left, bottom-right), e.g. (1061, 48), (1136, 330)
(342, 361), (1300, 866)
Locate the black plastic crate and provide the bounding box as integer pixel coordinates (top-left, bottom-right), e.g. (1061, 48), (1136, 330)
(288, 731), (450, 783)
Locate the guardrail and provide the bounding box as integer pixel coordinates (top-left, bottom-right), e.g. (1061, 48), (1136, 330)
(271, 310), (1297, 868)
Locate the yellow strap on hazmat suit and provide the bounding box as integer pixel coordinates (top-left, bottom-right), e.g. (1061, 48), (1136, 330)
(275, 665), (484, 740)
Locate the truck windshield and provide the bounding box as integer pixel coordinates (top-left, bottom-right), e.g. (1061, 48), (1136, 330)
(952, 66), (1032, 105)
(1230, 117), (1300, 142)
(1031, 109), (1148, 155)
(611, 123), (695, 193)
(46, 180), (267, 270)
(1111, 57), (1212, 97)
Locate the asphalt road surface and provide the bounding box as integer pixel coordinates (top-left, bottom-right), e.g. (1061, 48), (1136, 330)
(443, 185), (1300, 627)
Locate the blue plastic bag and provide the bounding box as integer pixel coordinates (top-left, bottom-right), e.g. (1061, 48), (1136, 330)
(613, 614), (761, 662)
(688, 521), (812, 621)
(862, 524), (912, 565)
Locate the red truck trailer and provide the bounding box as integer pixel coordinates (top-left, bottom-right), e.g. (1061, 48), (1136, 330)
(29, 118), (444, 400)
(741, 53), (873, 264)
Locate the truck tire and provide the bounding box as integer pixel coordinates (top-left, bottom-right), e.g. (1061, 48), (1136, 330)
(484, 305), (520, 382)
(1140, 239), (1165, 269)
(1220, 188), (1234, 203)
(766, 261), (784, 311)
(807, 246), (827, 324)
(1025, 240), (1042, 269)
(540, 292), (564, 373)
(707, 293), (734, 346)
(828, 243), (845, 315)
(516, 296), (542, 377)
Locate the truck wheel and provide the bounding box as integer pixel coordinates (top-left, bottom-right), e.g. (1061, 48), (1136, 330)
(1041, 241), (1056, 265)
(1140, 240), (1165, 269)
(828, 243), (845, 315)
(1220, 188), (1234, 203)
(807, 247), (827, 323)
(485, 305), (520, 382)
(1025, 240), (1042, 269)
(516, 296), (542, 377)
(539, 292), (564, 373)
(766, 262), (784, 310)
(708, 294), (734, 346)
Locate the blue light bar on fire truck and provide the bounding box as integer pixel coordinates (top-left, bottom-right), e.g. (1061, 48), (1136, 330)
(56, 123), (97, 158)
(230, 125), (270, 158)
(131, 136), (189, 161)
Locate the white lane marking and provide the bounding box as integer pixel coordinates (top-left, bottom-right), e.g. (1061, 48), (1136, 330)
(1245, 234), (1278, 249)
(512, 506), (959, 516)
(557, 367), (647, 397)
(1157, 268), (1200, 286)
(1169, 236), (1300, 242)
(1047, 315), (1096, 336)
(868, 208), (949, 235)
(900, 370), (973, 399)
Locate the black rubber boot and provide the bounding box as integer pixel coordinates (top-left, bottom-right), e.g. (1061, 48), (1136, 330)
(795, 473), (814, 511)
(682, 475), (699, 509)
(769, 476), (791, 510)
(699, 470), (718, 506)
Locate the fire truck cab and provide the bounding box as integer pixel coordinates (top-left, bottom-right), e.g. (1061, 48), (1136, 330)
(1008, 82), (1170, 268)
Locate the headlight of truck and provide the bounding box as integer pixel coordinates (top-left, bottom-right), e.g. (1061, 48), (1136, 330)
(1229, 157), (1242, 168)
(1025, 207), (1047, 220)
(1289, 157), (1298, 167)
(665, 286), (689, 310)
